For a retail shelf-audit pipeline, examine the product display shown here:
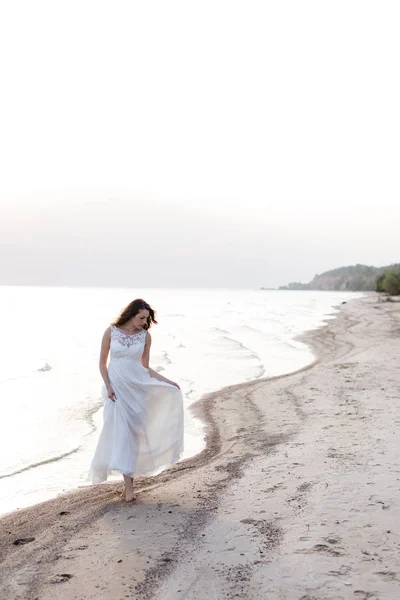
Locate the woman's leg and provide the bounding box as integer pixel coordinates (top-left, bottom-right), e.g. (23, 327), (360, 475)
(123, 474), (136, 502)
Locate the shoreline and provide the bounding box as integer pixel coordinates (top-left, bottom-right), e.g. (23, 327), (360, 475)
(1, 294), (399, 599)
(0, 295), (345, 517)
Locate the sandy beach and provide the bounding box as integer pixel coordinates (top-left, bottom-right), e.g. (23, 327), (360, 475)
(1, 295), (399, 600)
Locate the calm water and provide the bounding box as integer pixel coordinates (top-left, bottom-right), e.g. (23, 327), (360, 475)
(0, 287), (362, 514)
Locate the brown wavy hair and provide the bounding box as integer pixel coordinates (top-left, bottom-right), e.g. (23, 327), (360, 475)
(112, 299), (158, 330)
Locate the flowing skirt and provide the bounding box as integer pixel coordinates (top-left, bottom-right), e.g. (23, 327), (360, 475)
(90, 359), (184, 483)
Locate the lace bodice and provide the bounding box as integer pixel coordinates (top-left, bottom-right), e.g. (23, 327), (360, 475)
(111, 326), (147, 347)
(110, 325), (147, 361)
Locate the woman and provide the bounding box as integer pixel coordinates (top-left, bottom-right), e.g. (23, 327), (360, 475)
(90, 299), (184, 501)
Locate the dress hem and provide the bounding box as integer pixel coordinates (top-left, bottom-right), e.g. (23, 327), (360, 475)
(89, 450), (185, 485)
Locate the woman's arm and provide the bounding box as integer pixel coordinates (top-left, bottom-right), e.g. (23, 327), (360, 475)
(99, 327), (116, 401)
(141, 332), (180, 389)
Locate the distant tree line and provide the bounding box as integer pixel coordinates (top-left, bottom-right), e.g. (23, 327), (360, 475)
(279, 263), (400, 295)
(375, 267), (400, 296)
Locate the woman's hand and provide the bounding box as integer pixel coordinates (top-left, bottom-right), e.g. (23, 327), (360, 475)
(107, 385), (117, 402)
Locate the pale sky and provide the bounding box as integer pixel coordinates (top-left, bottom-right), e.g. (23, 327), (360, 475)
(0, 1), (399, 288)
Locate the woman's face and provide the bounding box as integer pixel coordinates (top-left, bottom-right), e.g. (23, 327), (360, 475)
(131, 309), (149, 330)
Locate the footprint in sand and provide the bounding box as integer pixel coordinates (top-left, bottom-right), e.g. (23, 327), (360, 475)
(13, 537), (35, 546)
(48, 574), (74, 584)
(374, 570), (398, 582)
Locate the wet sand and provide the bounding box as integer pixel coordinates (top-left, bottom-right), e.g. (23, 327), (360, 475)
(1, 295), (399, 599)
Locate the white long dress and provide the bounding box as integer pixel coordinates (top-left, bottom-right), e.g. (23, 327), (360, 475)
(90, 325), (184, 483)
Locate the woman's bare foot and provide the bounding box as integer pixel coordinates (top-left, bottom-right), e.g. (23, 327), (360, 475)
(123, 474), (136, 502)
(125, 490), (137, 502)
(120, 478), (134, 499)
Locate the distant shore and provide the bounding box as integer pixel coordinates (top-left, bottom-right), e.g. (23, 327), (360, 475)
(1, 295), (399, 599)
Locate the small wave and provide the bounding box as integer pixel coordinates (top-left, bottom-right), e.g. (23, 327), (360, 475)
(0, 446), (81, 480)
(253, 364), (266, 379)
(275, 338), (303, 351)
(242, 325), (264, 334)
(219, 335), (266, 378)
(221, 335), (261, 362)
(152, 351), (172, 372)
(180, 378), (195, 396)
(83, 397), (104, 434)
(37, 362), (52, 372)
(242, 363), (266, 382)
(161, 351), (172, 365)
(211, 327), (230, 335)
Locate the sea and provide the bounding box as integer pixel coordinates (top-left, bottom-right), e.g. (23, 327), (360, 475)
(0, 287), (363, 515)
